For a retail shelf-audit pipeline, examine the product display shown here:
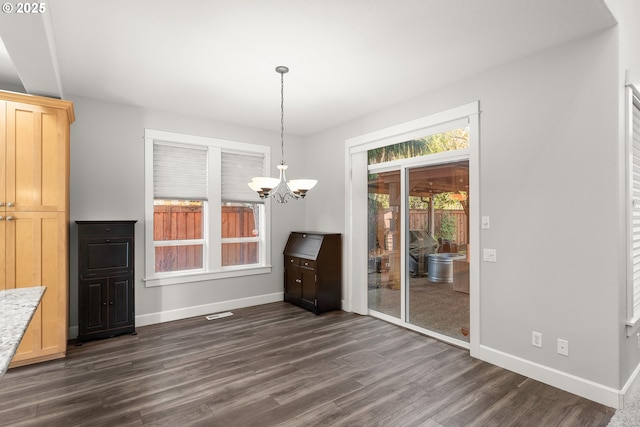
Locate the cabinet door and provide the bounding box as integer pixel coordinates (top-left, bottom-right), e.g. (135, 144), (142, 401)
(301, 268), (317, 307)
(79, 237), (133, 277)
(79, 278), (109, 334)
(109, 276), (134, 329)
(5, 102), (69, 212)
(0, 101), (6, 213)
(0, 218), (4, 292)
(284, 267), (302, 303)
(9, 212), (67, 363)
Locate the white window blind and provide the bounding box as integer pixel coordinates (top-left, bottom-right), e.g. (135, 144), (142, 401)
(221, 152), (264, 202)
(154, 142), (208, 200)
(631, 93), (640, 322)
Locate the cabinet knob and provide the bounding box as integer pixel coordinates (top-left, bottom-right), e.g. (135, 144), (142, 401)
(6, 202), (14, 207)
(109, 301), (114, 305)
(304, 262), (309, 266)
(6, 216), (14, 221)
(105, 228), (110, 232)
(102, 302), (107, 306)
(105, 239), (110, 243)
(295, 278), (302, 283)
(0, 216), (3, 221)
(0, 202), (4, 207)
(290, 259), (294, 263)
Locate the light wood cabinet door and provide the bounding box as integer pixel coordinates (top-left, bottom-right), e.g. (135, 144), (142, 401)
(5, 101), (69, 212)
(0, 101), (6, 213)
(7, 212), (68, 365)
(0, 216), (4, 293)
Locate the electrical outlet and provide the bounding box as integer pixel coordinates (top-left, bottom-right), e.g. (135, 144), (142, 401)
(532, 331), (542, 348)
(558, 339), (569, 356)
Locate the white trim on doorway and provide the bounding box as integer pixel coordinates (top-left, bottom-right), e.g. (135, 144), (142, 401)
(343, 101), (480, 354)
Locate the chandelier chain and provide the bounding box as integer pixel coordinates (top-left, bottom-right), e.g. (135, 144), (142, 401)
(280, 70), (285, 165)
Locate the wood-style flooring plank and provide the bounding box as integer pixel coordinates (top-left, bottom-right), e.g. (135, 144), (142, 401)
(0, 302), (615, 426)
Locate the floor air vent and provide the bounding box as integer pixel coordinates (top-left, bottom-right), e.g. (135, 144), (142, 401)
(205, 312), (233, 321)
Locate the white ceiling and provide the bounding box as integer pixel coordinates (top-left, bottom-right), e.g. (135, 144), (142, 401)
(0, 0), (616, 136)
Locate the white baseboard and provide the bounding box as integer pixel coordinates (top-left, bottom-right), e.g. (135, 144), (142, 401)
(135, 292), (284, 327)
(621, 361), (640, 409)
(68, 292), (284, 339)
(477, 344), (622, 409)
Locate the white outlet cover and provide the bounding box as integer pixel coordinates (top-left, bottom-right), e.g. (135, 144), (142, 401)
(558, 339), (569, 356)
(532, 331), (542, 348)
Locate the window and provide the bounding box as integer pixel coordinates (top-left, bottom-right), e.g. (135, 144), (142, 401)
(144, 129), (272, 287)
(628, 85), (640, 334)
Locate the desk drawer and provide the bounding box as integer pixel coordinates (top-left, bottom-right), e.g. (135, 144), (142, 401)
(299, 259), (316, 269)
(78, 223), (134, 238)
(286, 256), (300, 266)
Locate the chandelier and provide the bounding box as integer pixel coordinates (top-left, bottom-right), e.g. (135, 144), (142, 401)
(248, 66), (317, 203)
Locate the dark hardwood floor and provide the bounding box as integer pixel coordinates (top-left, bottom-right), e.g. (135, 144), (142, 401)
(0, 302), (614, 426)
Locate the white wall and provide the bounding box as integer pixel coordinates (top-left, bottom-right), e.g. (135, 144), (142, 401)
(68, 96), (307, 333)
(304, 28), (622, 402)
(606, 0), (640, 393)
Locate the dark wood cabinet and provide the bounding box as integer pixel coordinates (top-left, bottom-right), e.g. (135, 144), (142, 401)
(76, 221), (136, 344)
(283, 232), (341, 314)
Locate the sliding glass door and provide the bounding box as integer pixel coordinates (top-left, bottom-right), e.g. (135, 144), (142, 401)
(367, 170), (401, 318)
(366, 128), (470, 344)
(406, 162), (469, 342)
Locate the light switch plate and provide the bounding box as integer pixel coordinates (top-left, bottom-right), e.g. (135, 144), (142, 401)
(481, 216), (490, 229)
(483, 249), (497, 262)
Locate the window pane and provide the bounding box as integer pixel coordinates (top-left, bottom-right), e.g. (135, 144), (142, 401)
(368, 128), (469, 165)
(154, 200), (203, 241)
(367, 170), (402, 318)
(154, 199), (204, 273)
(221, 202), (261, 267)
(155, 245), (203, 272)
(222, 202), (260, 238)
(222, 242), (259, 266)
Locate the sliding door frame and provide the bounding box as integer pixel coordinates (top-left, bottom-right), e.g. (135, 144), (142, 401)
(344, 101), (480, 354)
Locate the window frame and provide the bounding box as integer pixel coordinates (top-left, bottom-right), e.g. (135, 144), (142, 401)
(144, 129), (272, 287)
(627, 85), (640, 335)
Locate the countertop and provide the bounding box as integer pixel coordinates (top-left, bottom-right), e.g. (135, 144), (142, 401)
(0, 286), (45, 379)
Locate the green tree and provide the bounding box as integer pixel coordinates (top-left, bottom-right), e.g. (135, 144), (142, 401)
(367, 128), (469, 164)
(438, 212), (457, 241)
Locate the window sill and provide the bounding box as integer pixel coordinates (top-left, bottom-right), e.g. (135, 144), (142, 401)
(143, 265), (272, 287)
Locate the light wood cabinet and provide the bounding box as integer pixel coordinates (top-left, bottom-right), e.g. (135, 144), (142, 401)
(0, 91), (74, 368)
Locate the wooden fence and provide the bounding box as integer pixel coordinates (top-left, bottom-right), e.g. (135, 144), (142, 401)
(154, 205), (465, 272)
(154, 205), (257, 271)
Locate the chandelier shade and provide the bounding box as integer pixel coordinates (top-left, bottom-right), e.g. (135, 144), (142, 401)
(248, 66), (317, 203)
